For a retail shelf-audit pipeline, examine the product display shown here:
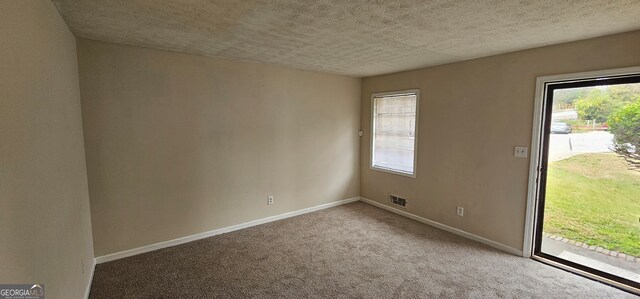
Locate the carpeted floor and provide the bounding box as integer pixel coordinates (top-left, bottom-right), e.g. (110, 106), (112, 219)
(89, 202), (635, 298)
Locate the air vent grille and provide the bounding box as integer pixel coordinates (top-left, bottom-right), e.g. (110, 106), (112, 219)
(389, 194), (407, 208)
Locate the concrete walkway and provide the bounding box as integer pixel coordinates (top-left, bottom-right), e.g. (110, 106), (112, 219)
(541, 235), (640, 283)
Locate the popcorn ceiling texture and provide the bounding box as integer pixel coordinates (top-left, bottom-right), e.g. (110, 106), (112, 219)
(53, 0), (640, 77)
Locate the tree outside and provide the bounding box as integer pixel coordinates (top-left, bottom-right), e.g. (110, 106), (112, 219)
(575, 92), (613, 123)
(608, 101), (640, 170)
(555, 84), (640, 134)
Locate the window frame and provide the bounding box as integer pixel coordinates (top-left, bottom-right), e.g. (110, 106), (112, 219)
(369, 89), (420, 178)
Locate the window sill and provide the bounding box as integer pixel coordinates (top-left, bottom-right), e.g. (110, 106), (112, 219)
(370, 165), (416, 178)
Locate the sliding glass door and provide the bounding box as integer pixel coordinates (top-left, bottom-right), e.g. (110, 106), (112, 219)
(534, 74), (640, 292)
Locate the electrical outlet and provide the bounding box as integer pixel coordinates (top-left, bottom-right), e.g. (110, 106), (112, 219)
(267, 196), (274, 205)
(514, 146), (528, 158)
(456, 206), (464, 217)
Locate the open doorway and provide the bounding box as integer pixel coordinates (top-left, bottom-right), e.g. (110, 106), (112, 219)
(528, 68), (640, 294)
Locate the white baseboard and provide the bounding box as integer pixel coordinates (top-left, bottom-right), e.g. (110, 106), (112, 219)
(94, 197), (360, 264)
(93, 196), (521, 266)
(84, 259), (95, 299)
(359, 197), (523, 256)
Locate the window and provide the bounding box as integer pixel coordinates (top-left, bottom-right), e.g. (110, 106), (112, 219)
(370, 90), (418, 177)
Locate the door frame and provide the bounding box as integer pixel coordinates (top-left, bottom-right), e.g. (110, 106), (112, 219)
(523, 66), (640, 292)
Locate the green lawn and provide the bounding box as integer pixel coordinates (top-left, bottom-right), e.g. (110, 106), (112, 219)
(544, 153), (640, 256)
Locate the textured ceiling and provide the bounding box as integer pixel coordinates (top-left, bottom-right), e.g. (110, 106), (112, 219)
(52, 0), (640, 77)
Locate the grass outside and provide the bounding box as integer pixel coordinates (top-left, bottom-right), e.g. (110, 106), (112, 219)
(544, 153), (640, 256)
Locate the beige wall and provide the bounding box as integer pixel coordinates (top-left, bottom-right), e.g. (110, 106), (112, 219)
(77, 39), (361, 256)
(0, 1), (94, 298)
(361, 30), (640, 251)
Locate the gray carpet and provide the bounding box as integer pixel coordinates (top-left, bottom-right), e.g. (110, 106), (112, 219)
(89, 202), (635, 298)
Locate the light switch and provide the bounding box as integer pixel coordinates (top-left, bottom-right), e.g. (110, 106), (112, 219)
(514, 146), (528, 158)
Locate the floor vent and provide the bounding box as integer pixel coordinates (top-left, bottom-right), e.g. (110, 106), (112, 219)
(389, 194), (407, 208)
